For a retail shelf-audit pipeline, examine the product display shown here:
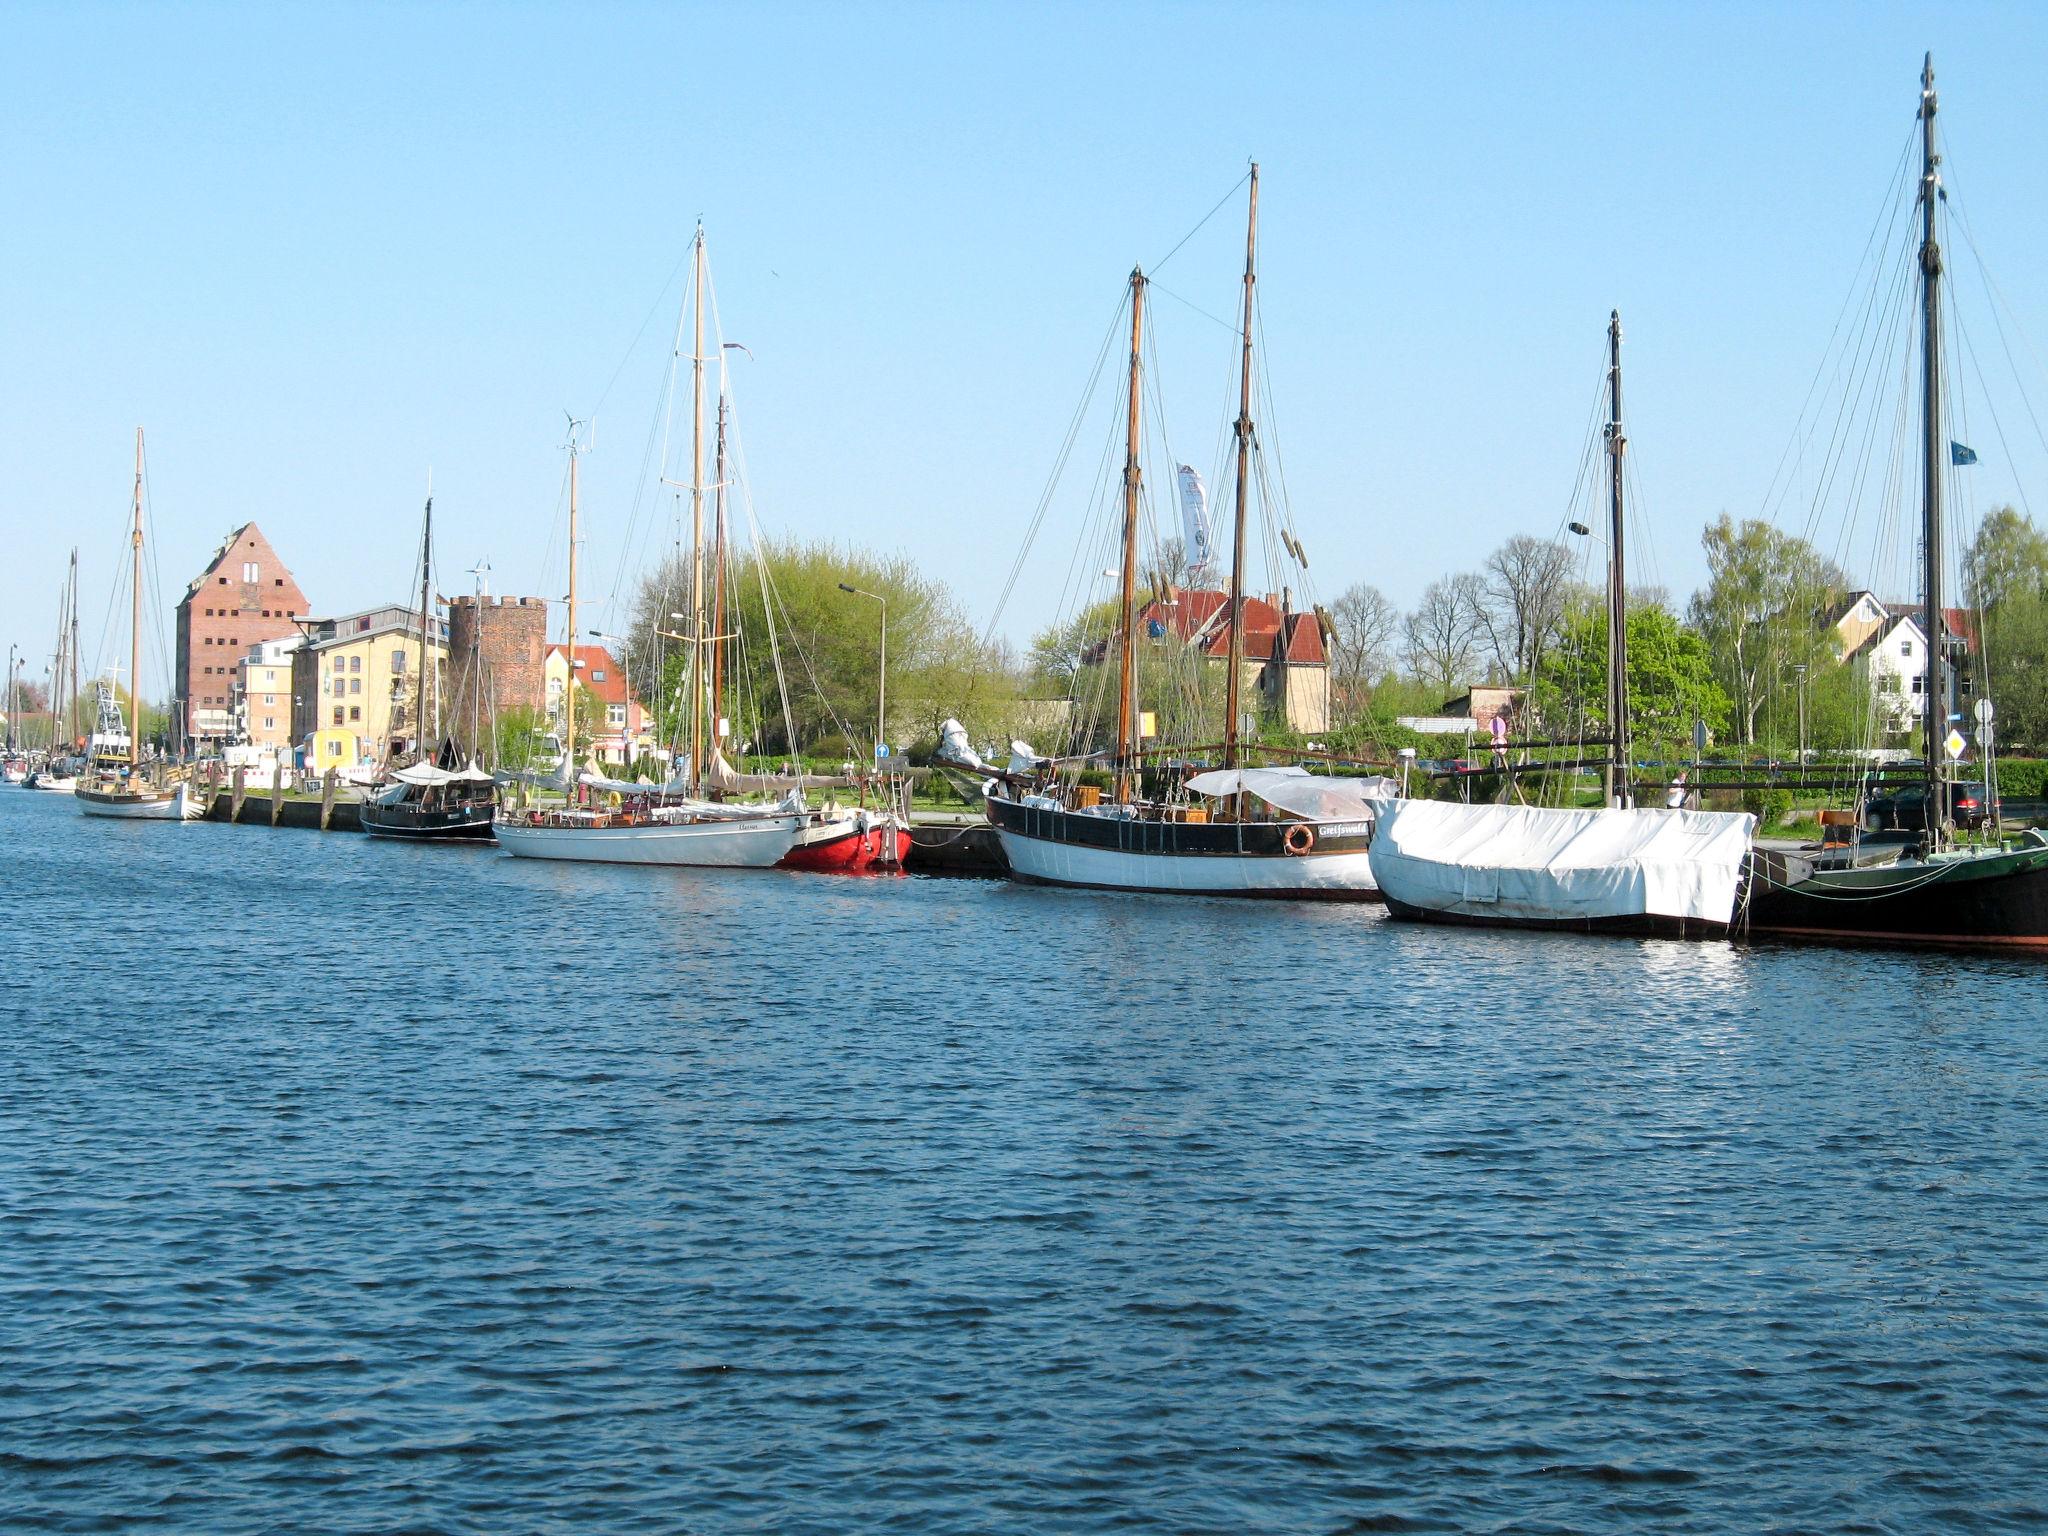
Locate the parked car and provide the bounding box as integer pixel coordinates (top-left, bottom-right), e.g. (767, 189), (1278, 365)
(1864, 781), (1999, 832)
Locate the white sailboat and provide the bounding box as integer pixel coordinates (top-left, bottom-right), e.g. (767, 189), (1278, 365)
(497, 227), (802, 869)
(1368, 315), (1752, 936)
(77, 430), (201, 822)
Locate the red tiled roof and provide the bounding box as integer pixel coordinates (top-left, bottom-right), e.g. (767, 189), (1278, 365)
(1138, 588), (1326, 666)
(546, 644), (633, 706)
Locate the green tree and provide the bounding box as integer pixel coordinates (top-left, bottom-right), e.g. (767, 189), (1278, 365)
(1963, 506), (2048, 612)
(1534, 602), (1729, 755)
(1686, 515), (1846, 745)
(632, 538), (999, 760)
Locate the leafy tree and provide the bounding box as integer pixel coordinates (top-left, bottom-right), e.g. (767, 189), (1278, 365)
(1686, 515), (1846, 745)
(1964, 506), (2048, 612)
(1534, 602), (1729, 755)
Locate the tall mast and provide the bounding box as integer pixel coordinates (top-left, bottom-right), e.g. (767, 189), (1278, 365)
(1918, 53), (1948, 838)
(129, 427), (144, 769)
(566, 436), (580, 776)
(712, 391), (728, 764)
(689, 224), (707, 788)
(1605, 310), (1630, 807)
(68, 551), (79, 753)
(1115, 266), (1146, 802)
(414, 480), (433, 759)
(1223, 164), (1259, 770)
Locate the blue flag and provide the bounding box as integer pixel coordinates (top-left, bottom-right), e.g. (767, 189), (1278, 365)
(1951, 441), (1979, 465)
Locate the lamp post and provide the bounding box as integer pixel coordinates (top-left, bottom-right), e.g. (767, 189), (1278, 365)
(838, 582), (887, 772)
(1793, 663), (1809, 764)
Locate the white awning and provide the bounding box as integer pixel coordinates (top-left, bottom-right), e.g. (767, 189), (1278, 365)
(392, 759), (494, 787)
(1184, 765), (1398, 822)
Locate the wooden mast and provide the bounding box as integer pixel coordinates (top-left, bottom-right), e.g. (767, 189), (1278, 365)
(1918, 53), (1948, 839)
(712, 391), (728, 767)
(129, 427), (144, 772)
(1115, 266), (1146, 803)
(689, 224), (707, 789)
(68, 551), (79, 754)
(1223, 164), (1259, 770)
(1605, 310), (1630, 807)
(414, 481), (433, 760)
(566, 439), (580, 778)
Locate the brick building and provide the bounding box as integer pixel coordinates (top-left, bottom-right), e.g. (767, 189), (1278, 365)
(174, 524), (310, 752)
(445, 595), (550, 759)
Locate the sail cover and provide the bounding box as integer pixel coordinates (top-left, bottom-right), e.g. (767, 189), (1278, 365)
(1184, 765), (1398, 823)
(1367, 799), (1756, 925)
(391, 760), (494, 786)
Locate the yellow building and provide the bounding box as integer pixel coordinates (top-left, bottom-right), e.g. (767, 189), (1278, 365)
(234, 636), (301, 753)
(290, 605), (450, 765)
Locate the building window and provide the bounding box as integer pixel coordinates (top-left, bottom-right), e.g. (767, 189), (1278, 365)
(1911, 676), (1925, 694)
(392, 651), (407, 673)
(351, 656), (362, 673)
(608, 704), (626, 727)
(592, 669), (607, 682)
(333, 706), (344, 725)
(243, 562), (260, 582)
(264, 694), (275, 706)
(350, 678), (361, 695)
(219, 576), (228, 586)
(349, 706), (361, 722)
(264, 717), (275, 730)
(275, 578), (284, 587)
(1901, 640), (1914, 658)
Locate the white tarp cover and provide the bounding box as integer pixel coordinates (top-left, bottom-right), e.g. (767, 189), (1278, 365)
(1367, 799), (1757, 925)
(1185, 765), (1398, 823)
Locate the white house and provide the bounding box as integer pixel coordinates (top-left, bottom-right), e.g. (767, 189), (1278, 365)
(1832, 592), (1979, 738)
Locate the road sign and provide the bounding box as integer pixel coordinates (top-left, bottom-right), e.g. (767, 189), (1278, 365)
(1976, 698), (1996, 724)
(1944, 728), (1966, 760)
(876, 743), (891, 759)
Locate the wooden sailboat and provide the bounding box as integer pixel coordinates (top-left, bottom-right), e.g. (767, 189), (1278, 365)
(981, 167), (1389, 898)
(77, 430), (200, 821)
(360, 486), (498, 840)
(1369, 314), (1757, 935)
(1742, 57), (2048, 948)
(496, 227), (803, 868)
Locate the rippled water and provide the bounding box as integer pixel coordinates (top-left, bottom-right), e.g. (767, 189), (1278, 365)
(3, 789), (2045, 1533)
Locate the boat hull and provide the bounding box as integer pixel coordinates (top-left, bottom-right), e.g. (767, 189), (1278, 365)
(496, 813), (802, 867)
(76, 782), (199, 820)
(1379, 893), (1730, 939)
(1743, 841), (2048, 949)
(986, 797), (1379, 899)
(360, 801), (498, 841)
(27, 775), (78, 792)
(781, 815), (910, 873)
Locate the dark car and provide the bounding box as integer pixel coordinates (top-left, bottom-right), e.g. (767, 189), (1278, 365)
(1865, 781), (1999, 832)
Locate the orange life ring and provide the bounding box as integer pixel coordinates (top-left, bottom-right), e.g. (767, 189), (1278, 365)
(1283, 823), (1315, 856)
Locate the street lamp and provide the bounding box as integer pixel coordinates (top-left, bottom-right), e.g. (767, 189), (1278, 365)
(838, 582), (887, 770)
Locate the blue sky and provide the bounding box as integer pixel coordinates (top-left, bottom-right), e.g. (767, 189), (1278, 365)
(4, 2), (2046, 699)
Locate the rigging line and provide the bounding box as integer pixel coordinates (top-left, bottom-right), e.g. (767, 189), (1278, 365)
(1150, 169), (1252, 277)
(981, 284), (1128, 648)
(1946, 176), (2048, 465)
(1757, 119), (1920, 524)
(1798, 233), (1918, 555)
(595, 244), (695, 420)
(1149, 279), (1238, 333)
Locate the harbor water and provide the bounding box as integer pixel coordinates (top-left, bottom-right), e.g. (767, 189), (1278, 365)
(3, 789), (2045, 1533)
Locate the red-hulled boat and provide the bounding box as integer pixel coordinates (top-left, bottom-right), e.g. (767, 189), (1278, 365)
(782, 807), (909, 874)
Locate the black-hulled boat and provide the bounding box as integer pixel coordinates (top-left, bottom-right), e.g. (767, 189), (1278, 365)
(1740, 57), (2048, 951)
(359, 761), (497, 840)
